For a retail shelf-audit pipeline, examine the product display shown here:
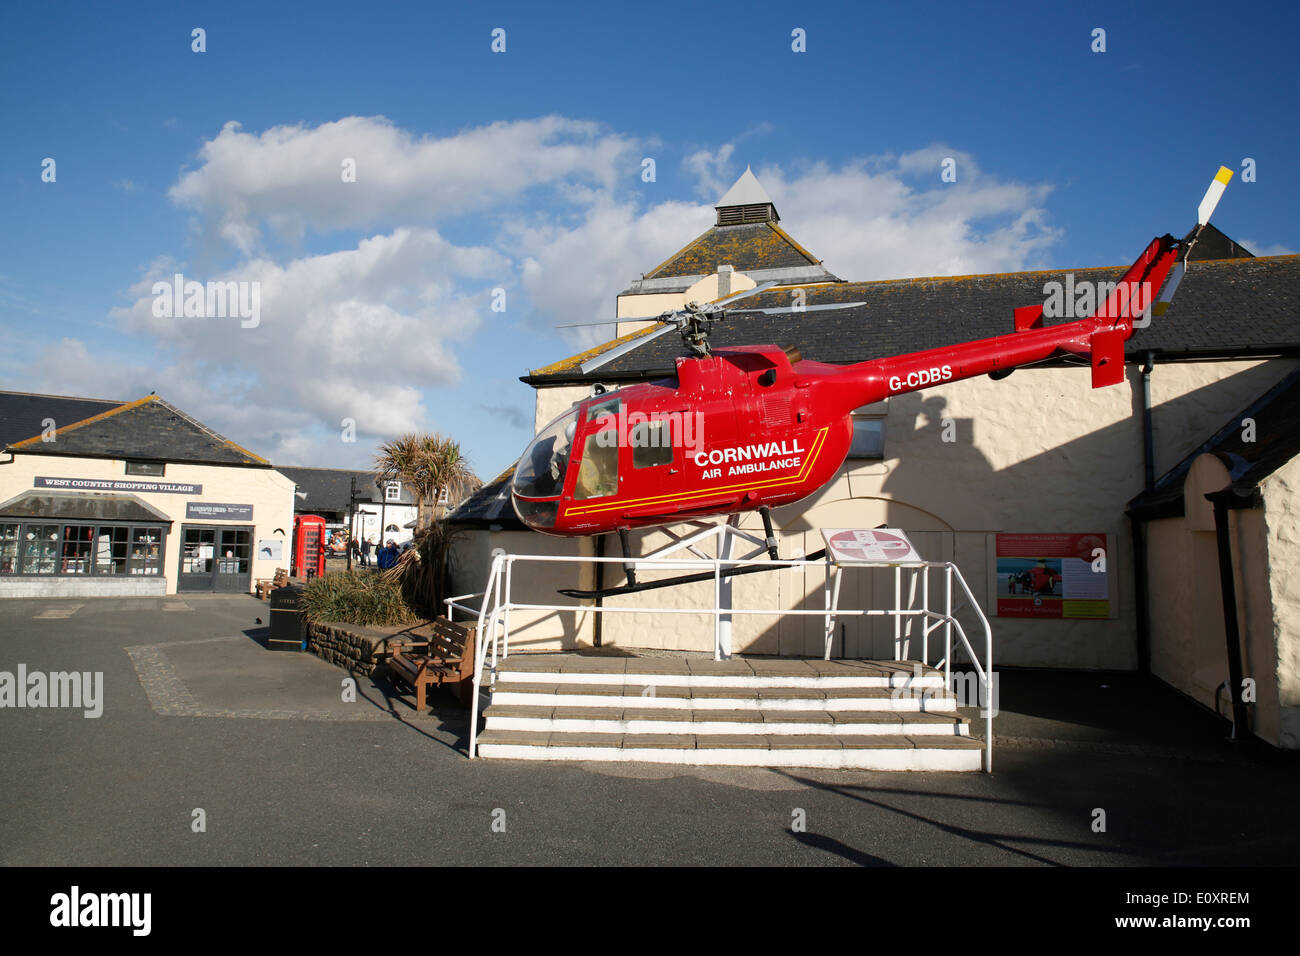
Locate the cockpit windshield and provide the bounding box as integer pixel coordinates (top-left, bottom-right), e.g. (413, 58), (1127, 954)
(512, 407), (580, 499)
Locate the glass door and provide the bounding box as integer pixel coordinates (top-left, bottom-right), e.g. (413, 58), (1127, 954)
(215, 529), (252, 592)
(178, 526), (217, 591)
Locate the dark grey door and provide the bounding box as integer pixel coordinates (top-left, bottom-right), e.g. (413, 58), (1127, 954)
(179, 525), (252, 592)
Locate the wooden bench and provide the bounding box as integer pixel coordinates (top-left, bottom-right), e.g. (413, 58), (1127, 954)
(386, 618), (478, 710)
(254, 567), (290, 600)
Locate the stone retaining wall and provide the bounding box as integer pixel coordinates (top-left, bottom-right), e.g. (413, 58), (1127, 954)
(307, 621), (398, 678)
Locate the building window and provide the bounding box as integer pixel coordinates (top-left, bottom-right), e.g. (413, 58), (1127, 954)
(0, 522), (166, 576)
(384, 481), (401, 502)
(131, 528), (163, 575)
(1, 523), (20, 574)
(60, 525), (94, 574)
(848, 403), (886, 459)
(23, 525), (60, 574)
(96, 526), (130, 575)
(125, 460), (165, 476)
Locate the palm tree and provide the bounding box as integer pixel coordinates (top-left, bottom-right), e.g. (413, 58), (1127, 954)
(374, 433), (479, 531)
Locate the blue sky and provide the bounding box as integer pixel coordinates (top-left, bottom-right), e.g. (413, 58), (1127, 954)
(2, 0), (1296, 479)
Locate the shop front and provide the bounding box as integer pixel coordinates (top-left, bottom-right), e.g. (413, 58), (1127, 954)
(0, 392), (296, 598)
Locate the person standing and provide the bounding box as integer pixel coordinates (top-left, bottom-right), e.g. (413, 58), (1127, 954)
(376, 539), (399, 571)
(360, 536), (372, 568)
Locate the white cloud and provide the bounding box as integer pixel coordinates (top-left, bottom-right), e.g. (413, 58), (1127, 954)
(754, 152), (1060, 279)
(507, 151), (1060, 355)
(105, 227), (508, 448)
(506, 198), (715, 347)
(1238, 238), (1296, 257)
(683, 143), (736, 200)
(170, 115), (639, 254)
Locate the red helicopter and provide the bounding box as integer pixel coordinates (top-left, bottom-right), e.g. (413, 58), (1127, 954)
(513, 168), (1233, 558)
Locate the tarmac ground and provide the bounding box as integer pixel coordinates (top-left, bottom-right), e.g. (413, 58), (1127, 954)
(2, 594), (1296, 867)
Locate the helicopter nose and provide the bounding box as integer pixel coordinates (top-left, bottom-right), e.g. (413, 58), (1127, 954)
(511, 493), (558, 530)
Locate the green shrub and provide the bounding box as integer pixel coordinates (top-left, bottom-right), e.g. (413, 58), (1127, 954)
(299, 569), (418, 627)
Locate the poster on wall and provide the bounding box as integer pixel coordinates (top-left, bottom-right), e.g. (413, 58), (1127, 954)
(258, 539), (282, 561)
(994, 533), (1110, 619)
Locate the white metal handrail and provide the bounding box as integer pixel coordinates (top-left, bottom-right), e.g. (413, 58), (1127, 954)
(448, 549), (994, 771)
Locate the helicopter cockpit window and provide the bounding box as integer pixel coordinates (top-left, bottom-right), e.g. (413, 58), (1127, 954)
(513, 408), (579, 499)
(574, 431), (619, 499)
(585, 397), (621, 429)
(632, 420), (673, 469)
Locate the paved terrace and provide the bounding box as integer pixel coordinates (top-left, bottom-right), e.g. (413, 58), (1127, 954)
(1, 595), (1296, 866)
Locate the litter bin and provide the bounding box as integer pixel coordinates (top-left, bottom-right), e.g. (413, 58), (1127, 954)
(268, 584), (308, 652)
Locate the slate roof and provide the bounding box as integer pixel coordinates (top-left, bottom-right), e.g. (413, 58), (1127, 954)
(644, 221), (826, 279)
(276, 466), (418, 511)
(445, 466), (525, 528)
(0, 490), (172, 523)
(5, 394), (270, 466)
(0, 390), (123, 448)
(1128, 364), (1300, 519)
(526, 255), (1300, 386)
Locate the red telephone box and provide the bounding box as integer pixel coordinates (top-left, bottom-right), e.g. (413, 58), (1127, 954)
(292, 515), (326, 579)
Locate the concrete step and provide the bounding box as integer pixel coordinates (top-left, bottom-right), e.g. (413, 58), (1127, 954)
(494, 655), (944, 689)
(483, 704), (970, 736)
(476, 729), (985, 771)
(488, 682), (957, 712)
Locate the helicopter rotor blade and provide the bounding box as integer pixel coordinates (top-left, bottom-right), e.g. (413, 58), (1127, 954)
(730, 301), (867, 316)
(555, 319), (622, 329)
(1197, 165), (1234, 226)
(1155, 165), (1233, 317)
(579, 323), (677, 375)
(707, 279), (778, 308)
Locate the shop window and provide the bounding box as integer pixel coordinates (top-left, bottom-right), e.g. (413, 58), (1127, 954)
(23, 525), (60, 574)
(60, 525), (94, 574)
(0, 523), (19, 574)
(96, 526), (130, 575)
(632, 420), (673, 469)
(0, 522), (166, 576)
(575, 431), (619, 499)
(125, 460), (165, 476)
(131, 528), (163, 575)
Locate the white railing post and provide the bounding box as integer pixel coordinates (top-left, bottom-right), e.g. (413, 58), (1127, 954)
(502, 556), (513, 660)
(944, 564), (953, 687)
(921, 566), (930, 665)
(893, 565), (902, 660)
(468, 554), (503, 760)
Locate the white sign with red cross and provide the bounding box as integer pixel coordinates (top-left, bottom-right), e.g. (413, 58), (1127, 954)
(820, 528), (922, 565)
